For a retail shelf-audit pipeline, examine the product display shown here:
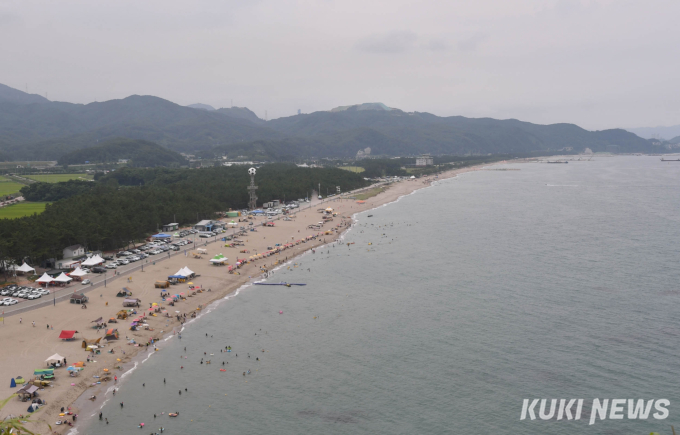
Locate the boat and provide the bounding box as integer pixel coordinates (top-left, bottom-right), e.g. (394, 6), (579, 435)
(547, 161), (568, 164)
(660, 158), (680, 161)
(367, 215), (373, 217)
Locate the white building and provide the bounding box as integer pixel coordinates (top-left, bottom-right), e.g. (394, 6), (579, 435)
(63, 244), (85, 259)
(415, 154), (434, 166)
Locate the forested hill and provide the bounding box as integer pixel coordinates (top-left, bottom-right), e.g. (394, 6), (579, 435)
(57, 138), (188, 167)
(2, 164), (367, 262)
(0, 83), (661, 161)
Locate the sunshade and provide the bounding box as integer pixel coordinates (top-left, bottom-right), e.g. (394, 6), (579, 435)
(54, 272), (72, 283)
(92, 317), (102, 323)
(16, 262), (35, 273)
(69, 267), (87, 277)
(58, 330), (77, 339)
(36, 272), (54, 283)
(45, 353), (64, 363)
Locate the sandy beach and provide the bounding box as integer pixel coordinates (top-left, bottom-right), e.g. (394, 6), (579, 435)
(0, 163), (496, 434)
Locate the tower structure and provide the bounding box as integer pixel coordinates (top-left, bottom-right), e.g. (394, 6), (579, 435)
(247, 167), (258, 210)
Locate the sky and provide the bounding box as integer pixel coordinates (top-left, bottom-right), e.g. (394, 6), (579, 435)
(1, 0), (678, 130)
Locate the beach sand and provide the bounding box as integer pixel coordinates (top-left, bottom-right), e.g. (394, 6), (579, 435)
(0, 163), (496, 433)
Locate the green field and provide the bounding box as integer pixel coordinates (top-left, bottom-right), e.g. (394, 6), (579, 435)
(25, 173), (94, 183)
(339, 166), (365, 173)
(0, 180), (25, 196)
(0, 202), (48, 219)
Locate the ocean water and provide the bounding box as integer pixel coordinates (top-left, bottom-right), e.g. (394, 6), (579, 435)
(80, 156), (680, 435)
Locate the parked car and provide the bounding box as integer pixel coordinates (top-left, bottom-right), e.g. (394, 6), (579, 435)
(106, 263), (118, 269)
(117, 259), (129, 265)
(82, 279), (91, 285)
(1, 298), (18, 305)
(92, 266), (107, 273)
(27, 293), (40, 300)
(170, 246), (179, 251)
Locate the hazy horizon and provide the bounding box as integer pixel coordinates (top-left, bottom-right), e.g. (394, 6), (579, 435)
(1, 0), (678, 130)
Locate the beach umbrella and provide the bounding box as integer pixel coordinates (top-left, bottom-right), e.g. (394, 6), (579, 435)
(152, 303), (158, 306)
(117, 358), (121, 362)
(187, 282), (193, 285)
(67, 366), (76, 372)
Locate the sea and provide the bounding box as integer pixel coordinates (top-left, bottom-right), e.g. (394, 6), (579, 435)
(77, 156), (680, 435)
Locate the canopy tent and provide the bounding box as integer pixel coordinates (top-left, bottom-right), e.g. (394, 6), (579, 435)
(210, 254), (228, 264)
(82, 255), (104, 267)
(168, 275), (185, 279)
(173, 269), (187, 277)
(54, 272), (72, 283)
(69, 267), (87, 277)
(45, 353), (64, 364)
(180, 267), (195, 276)
(58, 330), (77, 340)
(151, 233), (172, 238)
(196, 248), (207, 254)
(105, 329), (119, 340)
(16, 262), (35, 274)
(36, 273), (54, 283)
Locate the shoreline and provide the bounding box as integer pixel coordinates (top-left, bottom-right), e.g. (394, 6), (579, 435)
(0, 160), (505, 434)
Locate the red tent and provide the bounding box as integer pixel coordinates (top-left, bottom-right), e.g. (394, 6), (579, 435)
(59, 330), (77, 339)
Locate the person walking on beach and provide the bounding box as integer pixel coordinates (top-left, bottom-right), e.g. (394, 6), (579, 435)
(32, 321), (35, 327)
(19, 318), (22, 324)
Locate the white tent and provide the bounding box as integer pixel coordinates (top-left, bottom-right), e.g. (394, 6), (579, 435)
(81, 255), (104, 267)
(45, 353), (64, 364)
(180, 267), (195, 276)
(36, 273), (54, 283)
(174, 269), (187, 277)
(16, 263), (35, 274)
(70, 267), (87, 277)
(54, 272), (72, 283)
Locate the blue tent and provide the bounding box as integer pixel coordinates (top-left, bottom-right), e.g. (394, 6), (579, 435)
(168, 275), (185, 279)
(152, 233), (172, 238)
(10, 378), (16, 388)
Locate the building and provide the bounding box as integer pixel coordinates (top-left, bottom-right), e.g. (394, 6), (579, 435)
(162, 223), (179, 232)
(194, 220), (224, 232)
(415, 154), (434, 166)
(63, 244), (85, 259)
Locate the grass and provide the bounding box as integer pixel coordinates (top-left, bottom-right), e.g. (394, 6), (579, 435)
(25, 173), (93, 183)
(339, 166), (365, 173)
(355, 186), (386, 200)
(0, 180), (25, 196)
(0, 202), (48, 219)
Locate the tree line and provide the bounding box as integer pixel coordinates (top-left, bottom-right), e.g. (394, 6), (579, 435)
(0, 164), (368, 265)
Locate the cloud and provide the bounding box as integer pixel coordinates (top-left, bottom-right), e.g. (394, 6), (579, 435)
(457, 34), (487, 52)
(354, 31), (417, 54)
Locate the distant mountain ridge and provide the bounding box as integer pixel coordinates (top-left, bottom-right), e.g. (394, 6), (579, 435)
(58, 138), (188, 167)
(626, 125), (680, 140)
(0, 83), (663, 161)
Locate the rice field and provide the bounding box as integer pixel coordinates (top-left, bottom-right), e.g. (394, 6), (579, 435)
(339, 166), (365, 173)
(0, 179), (25, 196)
(0, 202), (48, 219)
(25, 173), (94, 183)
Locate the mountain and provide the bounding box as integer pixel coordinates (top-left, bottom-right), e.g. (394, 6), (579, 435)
(626, 125), (680, 140)
(331, 102), (394, 112)
(0, 87), (281, 160)
(57, 138), (188, 167)
(215, 107), (264, 124)
(187, 103), (216, 111)
(0, 83), (50, 105)
(0, 83), (662, 161)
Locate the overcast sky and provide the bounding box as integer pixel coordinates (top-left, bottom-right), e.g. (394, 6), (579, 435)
(1, 0), (678, 130)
